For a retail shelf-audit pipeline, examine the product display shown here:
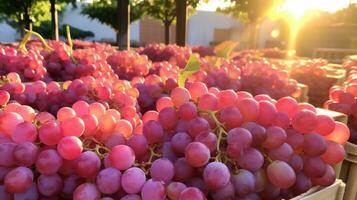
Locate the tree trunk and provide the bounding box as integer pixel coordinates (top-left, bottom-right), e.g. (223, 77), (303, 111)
(176, 0), (187, 46)
(50, 0), (59, 41)
(117, 0), (130, 50)
(23, 9), (31, 31)
(164, 21), (170, 45)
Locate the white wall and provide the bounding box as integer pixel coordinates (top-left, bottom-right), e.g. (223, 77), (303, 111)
(187, 11), (242, 46)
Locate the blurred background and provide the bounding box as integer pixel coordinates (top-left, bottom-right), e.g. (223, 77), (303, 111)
(0, 0), (356, 57)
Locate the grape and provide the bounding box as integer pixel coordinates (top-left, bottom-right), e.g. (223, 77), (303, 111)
(321, 141), (345, 165)
(237, 98), (259, 122)
(89, 102), (106, 119)
(161, 141), (178, 162)
(98, 113), (117, 134)
(227, 128), (252, 149)
(272, 112), (290, 129)
(121, 167), (146, 194)
(105, 132), (126, 149)
(156, 97), (174, 112)
(238, 148), (264, 172)
(14, 183), (39, 200)
(158, 107), (178, 130)
(187, 117), (210, 137)
(178, 102), (197, 120)
(72, 101), (90, 116)
(179, 187), (205, 200)
(211, 181), (235, 200)
(267, 161), (296, 188)
(276, 97), (298, 119)
(0, 143), (16, 167)
(36, 149), (63, 175)
(141, 179), (166, 200)
(292, 110), (317, 133)
(0, 90), (10, 106)
(315, 115), (335, 136)
(13, 142), (38, 167)
(38, 121), (63, 146)
(61, 117), (85, 137)
(292, 173), (312, 195)
(257, 101), (277, 126)
(203, 162), (230, 190)
(34, 112), (55, 125)
(288, 154), (304, 172)
(57, 136), (83, 160)
(194, 131), (217, 152)
(185, 142), (210, 167)
(217, 90), (238, 109)
(142, 111), (159, 122)
(143, 120), (164, 144)
(167, 182), (187, 200)
(75, 151), (101, 178)
(73, 183), (100, 200)
(0, 112), (24, 137)
(218, 106), (243, 130)
(115, 120), (133, 139)
(303, 133), (327, 156)
(4, 167), (33, 193)
(311, 165), (336, 186)
(231, 169), (256, 196)
(61, 175), (83, 198)
(109, 145), (135, 170)
(126, 134), (148, 158)
(174, 158), (194, 182)
(171, 132), (192, 156)
(170, 87), (191, 108)
(96, 168), (121, 194)
(57, 107), (76, 121)
(241, 122), (267, 147)
(120, 194), (141, 200)
(286, 128), (304, 150)
(188, 82), (208, 102)
(150, 158), (174, 183)
(254, 169), (267, 192)
(325, 122), (350, 144)
(298, 103), (316, 113)
(198, 93), (218, 110)
(81, 114), (99, 137)
(11, 122), (37, 143)
(15, 105), (35, 122)
(259, 183), (280, 200)
(303, 156), (327, 178)
(37, 173), (63, 196)
(263, 126), (287, 149)
(268, 143), (293, 162)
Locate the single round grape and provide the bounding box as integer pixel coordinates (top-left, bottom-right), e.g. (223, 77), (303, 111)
(81, 114), (99, 137)
(288, 154), (304, 172)
(292, 110), (317, 133)
(159, 107), (178, 130)
(121, 167), (146, 194)
(105, 132), (126, 149)
(109, 145), (135, 170)
(292, 173), (312, 195)
(61, 117), (85, 137)
(203, 162), (230, 190)
(321, 141), (345, 165)
(13, 183), (39, 200)
(171, 132), (192, 156)
(217, 90), (238, 109)
(263, 126), (287, 149)
(0, 142), (16, 167)
(276, 97), (298, 119)
(115, 119), (133, 139)
(0, 90), (10, 106)
(143, 120), (164, 144)
(257, 101), (277, 126)
(218, 106), (243, 130)
(231, 169), (256, 196)
(75, 151), (101, 178)
(194, 131), (217, 152)
(254, 169), (267, 192)
(127, 134), (148, 158)
(237, 148), (264, 172)
(96, 168), (121, 194)
(73, 183), (100, 200)
(170, 87), (191, 108)
(13, 142), (38, 167)
(36, 149), (63, 175)
(178, 102), (198, 120)
(303, 133), (327, 156)
(286, 128), (304, 150)
(57, 107), (76, 121)
(178, 187), (205, 200)
(72, 101), (90, 117)
(167, 182), (187, 200)
(98, 113), (117, 134)
(37, 173), (63, 197)
(211, 181), (235, 200)
(61, 175), (83, 198)
(185, 142), (210, 167)
(4, 167), (33, 193)
(0, 112), (24, 137)
(57, 136), (83, 160)
(303, 156), (327, 178)
(268, 143), (293, 162)
(187, 117), (210, 137)
(237, 98), (259, 122)
(227, 127), (252, 149)
(156, 97), (174, 112)
(267, 161), (296, 188)
(241, 122), (267, 147)
(272, 112), (290, 129)
(150, 158), (174, 183)
(311, 165), (336, 186)
(141, 179), (166, 200)
(316, 115), (335, 136)
(89, 102), (106, 119)
(142, 111), (159, 122)
(38, 121), (63, 145)
(198, 93), (218, 110)
(188, 81), (208, 102)
(325, 122), (350, 144)
(174, 158), (194, 182)
(12, 122), (37, 143)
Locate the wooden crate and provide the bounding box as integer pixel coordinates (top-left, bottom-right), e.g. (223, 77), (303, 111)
(340, 142), (357, 200)
(292, 179), (345, 200)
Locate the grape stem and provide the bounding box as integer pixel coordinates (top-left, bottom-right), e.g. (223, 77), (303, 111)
(198, 109), (227, 162)
(134, 144), (162, 175)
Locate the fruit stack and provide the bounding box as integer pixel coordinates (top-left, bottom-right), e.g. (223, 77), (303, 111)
(0, 39), (351, 200)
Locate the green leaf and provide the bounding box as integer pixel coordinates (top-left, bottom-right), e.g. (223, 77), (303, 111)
(178, 54), (200, 87)
(214, 40), (239, 58)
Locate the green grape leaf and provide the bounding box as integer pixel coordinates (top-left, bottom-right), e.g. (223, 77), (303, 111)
(214, 40), (239, 58)
(178, 54), (201, 87)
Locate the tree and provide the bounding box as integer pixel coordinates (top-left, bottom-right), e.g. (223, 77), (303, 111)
(0, 0), (52, 37)
(141, 0), (205, 45)
(49, 0), (76, 41)
(218, 0), (282, 47)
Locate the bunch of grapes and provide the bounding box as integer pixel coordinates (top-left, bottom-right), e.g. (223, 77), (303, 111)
(0, 45), (48, 81)
(107, 51), (152, 80)
(137, 44), (191, 68)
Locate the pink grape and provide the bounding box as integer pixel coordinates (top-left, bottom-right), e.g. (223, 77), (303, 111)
(115, 119), (133, 138)
(231, 169), (255, 196)
(267, 161), (296, 188)
(315, 115), (335, 136)
(237, 148), (264, 172)
(268, 143), (293, 162)
(218, 106), (243, 130)
(185, 142), (210, 167)
(187, 117), (210, 137)
(89, 102), (106, 119)
(4, 167), (33, 193)
(325, 122), (350, 144)
(276, 97), (298, 119)
(241, 122), (267, 147)
(203, 162), (230, 190)
(179, 187), (205, 200)
(38, 121), (63, 145)
(237, 98), (259, 122)
(121, 167), (146, 194)
(158, 107), (178, 130)
(257, 101), (277, 126)
(57, 107), (76, 121)
(167, 182), (187, 200)
(263, 126), (287, 149)
(227, 128), (252, 149)
(13, 142), (38, 167)
(150, 158), (174, 183)
(36, 149), (63, 175)
(127, 134), (148, 158)
(171, 132), (192, 156)
(73, 183), (100, 200)
(0, 112), (24, 137)
(141, 179), (166, 200)
(61, 117), (85, 137)
(188, 81), (208, 102)
(303, 156), (327, 178)
(194, 131), (217, 152)
(37, 173), (63, 197)
(0, 142), (16, 167)
(96, 168), (121, 194)
(81, 114), (99, 136)
(57, 136), (83, 160)
(0, 90), (10, 106)
(156, 97), (174, 112)
(109, 145), (135, 170)
(75, 151), (101, 178)
(198, 93), (218, 110)
(311, 165), (336, 186)
(170, 87), (191, 108)
(292, 110), (317, 133)
(178, 102), (197, 120)
(143, 120), (164, 144)
(303, 133), (327, 156)
(321, 141), (345, 165)
(217, 90), (238, 109)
